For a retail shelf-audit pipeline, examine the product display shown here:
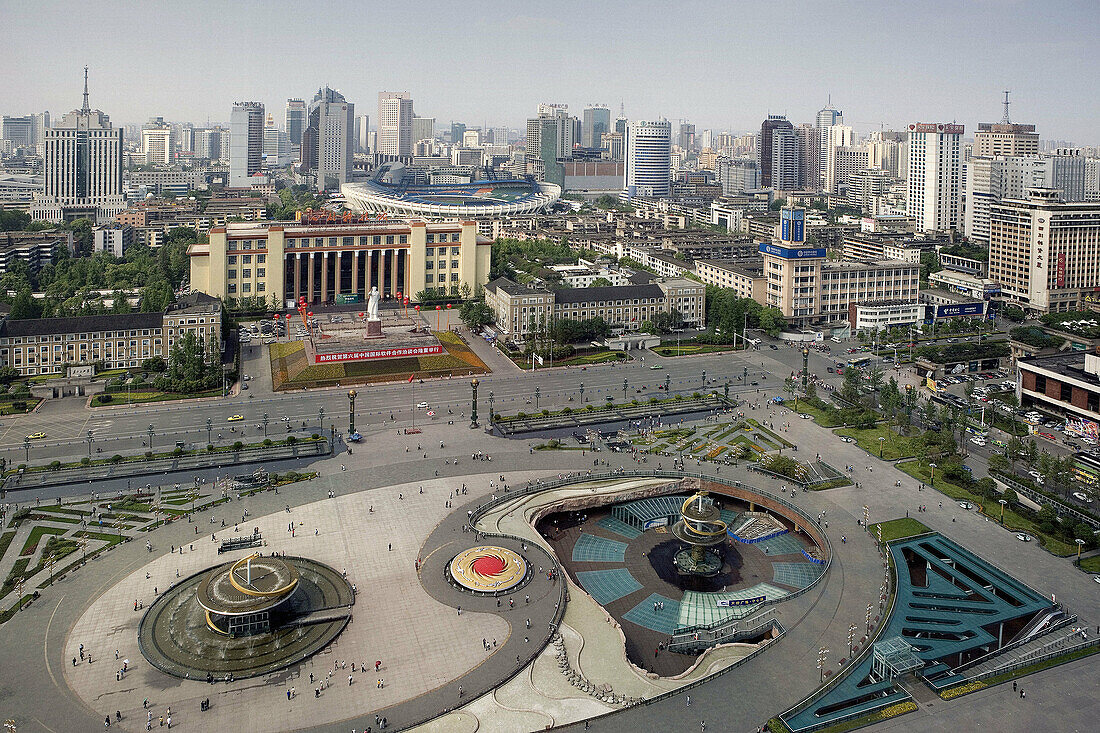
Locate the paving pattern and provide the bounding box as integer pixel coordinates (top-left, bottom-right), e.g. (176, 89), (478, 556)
(572, 533), (629, 563)
(594, 516), (642, 540)
(621, 593), (681, 634)
(771, 561), (825, 590)
(576, 568), (644, 605)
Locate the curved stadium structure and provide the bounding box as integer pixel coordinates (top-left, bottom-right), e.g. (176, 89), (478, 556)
(342, 164), (560, 218)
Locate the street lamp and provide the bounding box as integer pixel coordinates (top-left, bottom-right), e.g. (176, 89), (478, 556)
(998, 498), (1008, 525)
(623, 378), (628, 401)
(879, 436), (885, 458)
(535, 386), (541, 409)
(579, 382), (585, 401)
(347, 390), (357, 434)
(488, 391), (495, 424)
(470, 378), (480, 427)
(1077, 538), (1087, 563)
(263, 412), (269, 437)
(87, 430), (93, 458)
(318, 407), (325, 433)
(147, 424), (155, 453)
(23, 436), (30, 463)
(801, 347), (810, 393)
(817, 647), (830, 682)
(848, 624), (857, 658)
(702, 369), (707, 387)
(929, 462), (938, 487)
(665, 374), (671, 392)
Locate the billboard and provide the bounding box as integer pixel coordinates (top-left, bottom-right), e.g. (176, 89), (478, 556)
(759, 243), (826, 260)
(314, 344), (443, 363)
(1065, 417), (1100, 441)
(717, 596), (767, 608)
(935, 302), (985, 318)
(1057, 252), (1066, 288)
(643, 517), (669, 530)
(780, 208), (805, 244)
(908, 122), (965, 135)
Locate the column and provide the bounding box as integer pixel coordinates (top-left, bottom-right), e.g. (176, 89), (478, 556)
(370, 250), (379, 293)
(351, 250), (360, 300)
(307, 252), (315, 304)
(292, 253), (301, 301)
(389, 248), (399, 298)
(320, 251), (329, 304)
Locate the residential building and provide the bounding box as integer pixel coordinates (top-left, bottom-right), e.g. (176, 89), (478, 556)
(285, 98), (307, 152)
(906, 122), (963, 233)
(694, 258), (766, 301)
(229, 101), (264, 186)
(141, 118), (174, 165)
(816, 103), (843, 189)
(526, 104), (576, 185)
(2, 116), (34, 149)
(483, 276), (704, 342)
(988, 188), (1100, 314)
(0, 230), (74, 274)
(717, 158), (761, 194)
(449, 122), (466, 145)
(377, 92), (413, 157)
(841, 232), (939, 263)
(30, 68), (125, 224)
(189, 220), (491, 306)
(92, 224), (132, 256)
(583, 107), (611, 149)
(822, 124), (855, 194)
(796, 123), (818, 191)
(0, 292), (222, 376)
(302, 87), (354, 192)
(757, 116), (794, 189)
(624, 120), (672, 198)
(190, 127), (227, 162)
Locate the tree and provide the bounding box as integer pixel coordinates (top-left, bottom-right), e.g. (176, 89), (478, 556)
(459, 300), (494, 330)
(590, 277), (613, 287)
(868, 366), (885, 401)
(757, 307), (786, 337)
(9, 289), (39, 320)
(155, 332), (219, 394)
(1001, 305), (1026, 322)
(649, 309), (684, 335)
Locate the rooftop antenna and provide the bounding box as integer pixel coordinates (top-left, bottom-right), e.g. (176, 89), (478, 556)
(619, 100), (625, 118)
(1001, 90), (1011, 124)
(82, 66), (90, 113)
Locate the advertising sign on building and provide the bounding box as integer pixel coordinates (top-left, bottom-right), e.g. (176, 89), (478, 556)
(759, 243), (826, 260)
(1065, 417), (1100, 441)
(935, 302), (984, 318)
(314, 344), (443, 363)
(1057, 252), (1066, 288)
(716, 596), (767, 608)
(643, 517), (669, 530)
(780, 208), (805, 244)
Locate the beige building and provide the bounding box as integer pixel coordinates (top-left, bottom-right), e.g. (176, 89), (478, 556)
(0, 293), (221, 376)
(974, 122), (1039, 158)
(484, 277), (705, 343)
(988, 188), (1100, 314)
(693, 259), (765, 301)
(189, 220), (492, 307)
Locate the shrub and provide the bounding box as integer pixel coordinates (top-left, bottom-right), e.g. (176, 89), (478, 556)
(48, 460), (61, 470)
(311, 433), (320, 440)
(98, 393), (113, 404)
(262, 439), (273, 447)
(206, 444), (214, 452)
(286, 436), (297, 445)
(541, 409), (550, 416)
(172, 447), (184, 457)
(80, 457), (91, 466)
(110, 455), (122, 464)
(517, 412), (527, 419)
(144, 451), (153, 459)
(232, 441), (244, 451)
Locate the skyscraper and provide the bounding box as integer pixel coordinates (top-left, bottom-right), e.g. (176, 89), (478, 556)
(141, 118), (175, 165)
(285, 98), (306, 152)
(526, 105), (575, 184)
(377, 92), (413, 157)
(355, 115), (371, 154)
(302, 87), (354, 192)
(974, 92), (1039, 157)
(191, 127), (226, 162)
(816, 102), (843, 189)
(757, 115), (795, 189)
(2, 116), (35, 149)
(450, 122), (466, 146)
(582, 107), (611, 149)
(624, 119), (672, 198)
(412, 116), (435, 146)
(229, 101), (264, 186)
(796, 123), (818, 190)
(906, 122), (964, 233)
(677, 123), (696, 152)
(822, 124), (855, 194)
(30, 68), (124, 224)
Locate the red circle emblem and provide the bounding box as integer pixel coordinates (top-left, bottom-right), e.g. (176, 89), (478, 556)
(471, 554), (507, 577)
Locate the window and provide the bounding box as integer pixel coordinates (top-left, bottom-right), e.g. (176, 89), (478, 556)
(451, 260), (459, 269)
(438, 260), (446, 269)
(427, 235), (435, 244)
(386, 236), (394, 245)
(228, 284), (237, 293)
(257, 282), (265, 292)
(228, 255), (237, 264)
(257, 254), (266, 263)
(451, 247), (460, 255)
(242, 269), (251, 278)
(452, 233), (460, 242)
(451, 273), (459, 282)
(257, 268), (265, 277)
(426, 261), (433, 270)
(228, 270), (237, 279)
(425, 275), (433, 284)
(242, 283), (251, 293)
(438, 274), (446, 283)
(242, 255), (252, 264)
(399, 235), (407, 244)
(426, 247), (434, 256)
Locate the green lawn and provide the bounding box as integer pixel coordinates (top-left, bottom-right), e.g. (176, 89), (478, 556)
(653, 343), (738, 356)
(790, 400), (844, 427)
(20, 526), (68, 556)
(91, 388), (221, 407)
(1078, 555), (1100, 573)
(746, 419), (795, 448)
(870, 518), (931, 543)
(0, 531), (15, 563)
(835, 425), (923, 460)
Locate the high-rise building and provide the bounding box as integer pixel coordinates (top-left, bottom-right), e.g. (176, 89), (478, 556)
(490, 127), (509, 146)
(412, 116), (435, 146)
(614, 117), (628, 136)
(816, 102), (843, 189)
(354, 115), (371, 154)
(450, 122), (466, 145)
(302, 87), (354, 192)
(263, 123), (292, 166)
(975, 93), (1039, 157)
(463, 129), (481, 147)
(677, 122), (696, 152)
(757, 115), (795, 189)
(989, 188), (1100, 313)
(285, 99), (306, 153)
(796, 123), (818, 190)
(525, 105), (575, 184)
(822, 125), (856, 194)
(906, 122), (963, 233)
(30, 68), (124, 224)
(229, 101), (264, 186)
(624, 119), (672, 198)
(141, 118), (175, 165)
(2, 116), (34, 149)
(377, 91), (413, 157)
(717, 158), (760, 194)
(582, 107), (611, 149)
(191, 127), (226, 162)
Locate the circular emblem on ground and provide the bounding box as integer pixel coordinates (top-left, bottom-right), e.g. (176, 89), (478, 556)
(449, 545), (528, 594)
(138, 555), (353, 680)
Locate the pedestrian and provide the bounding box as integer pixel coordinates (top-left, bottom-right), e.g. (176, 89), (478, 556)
(105, 716), (111, 728)
(349, 674), (353, 686)
(1020, 690), (1025, 698)
(1013, 681), (1017, 691)
(287, 688), (292, 700)
(290, 687), (294, 698)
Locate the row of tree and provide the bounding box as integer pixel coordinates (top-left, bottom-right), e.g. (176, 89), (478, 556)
(704, 286), (786, 338)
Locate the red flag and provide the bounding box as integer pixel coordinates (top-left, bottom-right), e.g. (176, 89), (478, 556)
(408, 375), (414, 383)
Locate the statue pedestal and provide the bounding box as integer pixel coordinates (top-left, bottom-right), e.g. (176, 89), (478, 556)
(364, 319), (383, 339)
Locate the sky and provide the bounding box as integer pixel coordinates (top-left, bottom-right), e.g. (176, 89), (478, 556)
(4, 0), (1098, 143)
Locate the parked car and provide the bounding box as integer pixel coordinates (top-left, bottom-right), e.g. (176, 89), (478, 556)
(1016, 533), (1032, 542)
(1072, 492), (1093, 503)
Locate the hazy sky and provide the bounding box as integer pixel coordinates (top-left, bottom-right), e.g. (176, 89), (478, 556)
(5, 0), (1098, 143)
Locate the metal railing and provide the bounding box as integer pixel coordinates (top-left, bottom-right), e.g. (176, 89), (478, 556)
(667, 608), (779, 654)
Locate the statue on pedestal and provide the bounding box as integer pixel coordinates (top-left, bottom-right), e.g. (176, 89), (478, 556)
(366, 287), (381, 321)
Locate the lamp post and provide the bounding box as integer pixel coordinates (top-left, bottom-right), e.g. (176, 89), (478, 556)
(724, 381), (730, 400)
(665, 374), (670, 392)
(848, 624), (857, 658)
(623, 378), (628, 401)
(488, 391), (495, 424)
(879, 436), (885, 458)
(470, 378), (480, 428)
(929, 461), (938, 487)
(702, 369), (707, 387)
(802, 347), (810, 393)
(998, 498), (1008, 525)
(263, 412), (269, 437)
(206, 418), (213, 446)
(147, 425), (154, 453)
(817, 646), (830, 682)
(580, 382), (585, 401)
(347, 390), (357, 434)
(1076, 538), (1087, 564)
(87, 430), (93, 458)
(318, 407), (325, 433)
(534, 387), (541, 409)
(23, 436), (30, 463)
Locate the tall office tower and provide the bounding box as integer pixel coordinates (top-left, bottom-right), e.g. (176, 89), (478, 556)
(582, 106), (611, 149)
(822, 124), (856, 194)
(32, 112), (50, 155)
(229, 101), (265, 186)
(412, 116), (435, 146)
(614, 117), (628, 136)
(463, 129), (481, 147)
(285, 98), (306, 152)
(677, 122), (696, 152)
(796, 123), (818, 190)
(377, 91), (413, 156)
(354, 115), (371, 154)
(988, 188), (1100, 313)
(624, 119), (672, 198)
(975, 92), (1039, 157)
(2, 116), (34, 149)
(770, 125), (801, 191)
(757, 115), (794, 188)
(263, 124), (292, 166)
(490, 127), (509, 146)
(816, 102), (843, 188)
(964, 156), (1046, 242)
(302, 87), (354, 191)
(141, 118), (175, 165)
(717, 158), (760, 194)
(450, 122), (466, 145)
(906, 122), (963, 233)
(868, 131), (904, 177)
(525, 105), (575, 183)
(602, 132), (624, 161)
(31, 67), (124, 224)
(191, 127), (226, 162)
(699, 129), (713, 151)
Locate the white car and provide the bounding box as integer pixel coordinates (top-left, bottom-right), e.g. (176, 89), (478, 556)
(417, 402), (429, 409)
(959, 501), (974, 510)
(799, 413), (812, 419)
(1028, 470), (1042, 479)
(1016, 533), (1032, 542)
(1072, 492), (1093, 503)
(840, 436), (855, 443)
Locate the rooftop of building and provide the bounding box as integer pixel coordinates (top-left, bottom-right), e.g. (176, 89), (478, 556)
(0, 311), (164, 338)
(695, 258), (764, 277)
(168, 292), (222, 314)
(1018, 351), (1100, 383)
(918, 289), (982, 304)
(852, 299), (920, 309)
(484, 277), (551, 297)
(555, 283), (665, 304)
(822, 258), (917, 271)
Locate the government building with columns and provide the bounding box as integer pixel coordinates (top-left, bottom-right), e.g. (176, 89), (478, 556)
(188, 219), (492, 307)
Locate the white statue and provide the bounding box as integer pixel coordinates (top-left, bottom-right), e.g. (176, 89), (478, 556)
(366, 287), (380, 320)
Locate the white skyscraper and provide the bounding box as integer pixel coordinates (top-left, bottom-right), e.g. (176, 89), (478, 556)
(354, 115), (370, 154)
(624, 119), (672, 198)
(816, 102), (843, 189)
(30, 68), (124, 224)
(906, 122), (964, 233)
(377, 92), (413, 157)
(303, 87), (354, 192)
(823, 124), (855, 194)
(229, 101), (264, 186)
(141, 119), (175, 165)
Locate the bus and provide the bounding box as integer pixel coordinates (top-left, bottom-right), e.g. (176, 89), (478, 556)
(1072, 451), (1100, 488)
(850, 356), (873, 369)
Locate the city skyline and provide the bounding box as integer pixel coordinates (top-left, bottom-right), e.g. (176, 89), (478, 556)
(4, 0), (1099, 143)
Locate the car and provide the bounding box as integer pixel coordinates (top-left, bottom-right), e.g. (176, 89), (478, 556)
(650, 365), (663, 370)
(799, 413), (812, 419)
(243, 374), (252, 381)
(227, 415), (243, 422)
(827, 367), (834, 373)
(959, 501), (974, 510)
(417, 402), (429, 409)
(1073, 492), (1093, 503)
(840, 436), (855, 443)
(750, 381), (759, 386)
(1094, 576), (1100, 585)
(1027, 470), (1042, 479)
(770, 344), (779, 350)
(1016, 533), (1032, 542)
(25, 432), (46, 440)
(1039, 432), (1057, 441)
